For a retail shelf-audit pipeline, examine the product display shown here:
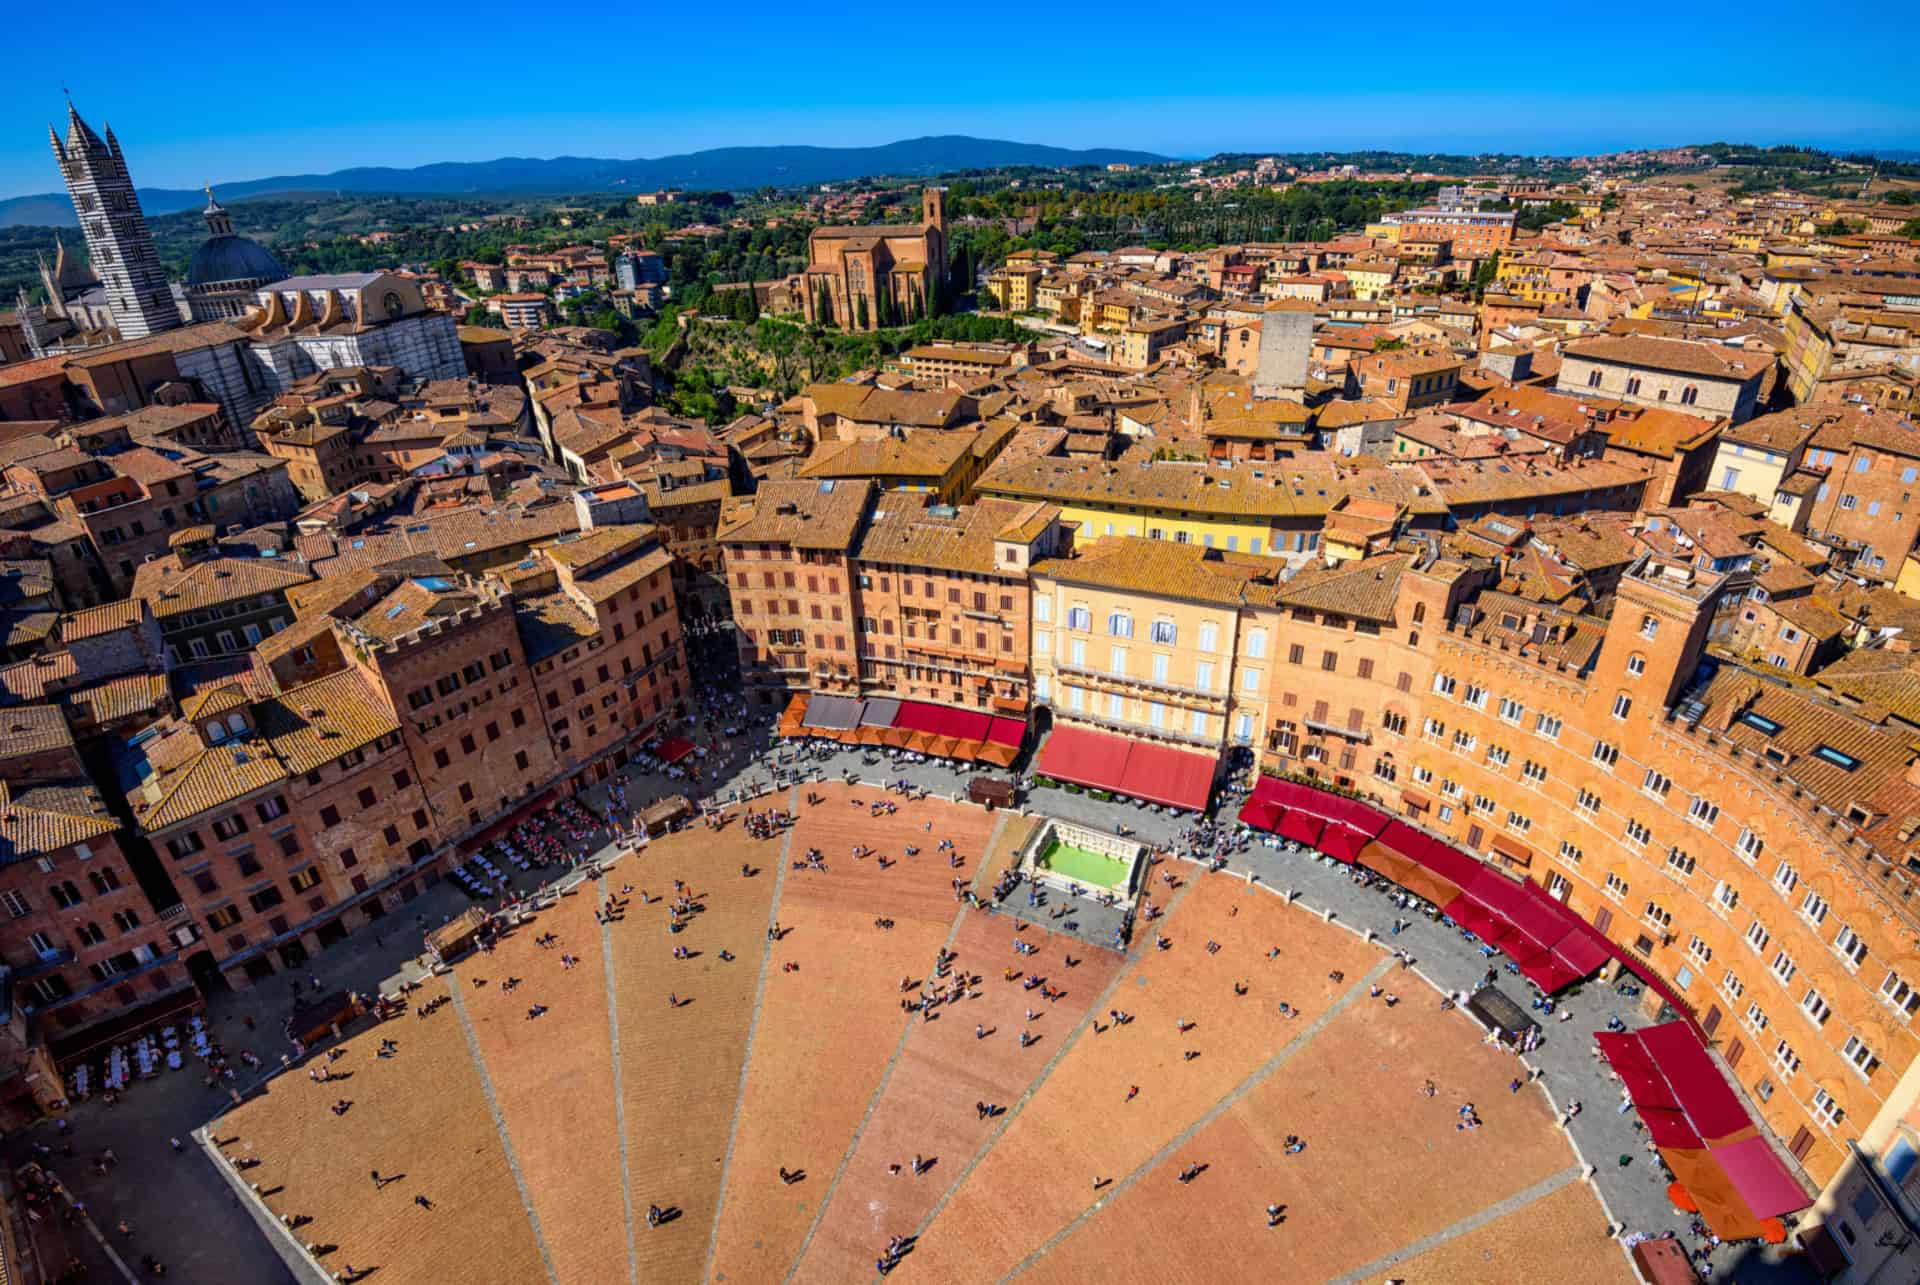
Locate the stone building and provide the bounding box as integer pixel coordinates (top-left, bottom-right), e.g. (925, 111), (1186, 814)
(1558, 335), (1767, 424)
(800, 189), (947, 331)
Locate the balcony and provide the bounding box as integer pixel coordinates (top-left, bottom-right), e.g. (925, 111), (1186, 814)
(1056, 707), (1220, 751)
(1054, 662), (1228, 710)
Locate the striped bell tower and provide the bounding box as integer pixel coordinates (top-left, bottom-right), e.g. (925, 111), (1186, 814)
(49, 102), (181, 340)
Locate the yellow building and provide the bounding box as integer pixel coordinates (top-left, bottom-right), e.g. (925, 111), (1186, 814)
(1029, 537), (1258, 752)
(976, 456), (1447, 559)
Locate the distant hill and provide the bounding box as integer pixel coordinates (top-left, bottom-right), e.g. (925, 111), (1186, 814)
(0, 135), (1172, 228)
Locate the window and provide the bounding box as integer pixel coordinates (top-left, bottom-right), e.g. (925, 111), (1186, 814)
(1066, 605), (1090, 631)
(1559, 840), (1583, 865)
(1735, 828), (1763, 862)
(1611, 693), (1632, 720)
(1799, 891), (1829, 928)
(1769, 950), (1797, 986)
(247, 886), (284, 913)
(1743, 919), (1769, 953)
(1462, 683), (1487, 709)
(1810, 1087), (1846, 1129)
(1521, 760), (1547, 785)
(1423, 717), (1446, 742)
(1497, 697), (1524, 724)
(1714, 879), (1741, 914)
(1644, 901), (1671, 931)
(2, 889), (31, 918)
(1245, 628), (1266, 659)
(1591, 740), (1619, 768)
(1688, 797), (1720, 828)
(1451, 730), (1477, 755)
(1576, 788), (1601, 816)
(1546, 871), (1572, 899)
(1642, 768), (1671, 799)
(1834, 924), (1869, 971)
(1432, 674), (1457, 697)
(1743, 1002), (1769, 1034)
(1150, 620), (1176, 645)
(1687, 935), (1713, 965)
(1842, 1035), (1882, 1079)
(1773, 1039), (1802, 1078)
(1106, 611), (1133, 638)
(211, 814), (248, 841)
(289, 868), (321, 894)
(1800, 988), (1831, 1026)
(1627, 654), (1646, 677)
(1623, 818), (1652, 848)
(112, 908), (141, 933)
(1640, 615), (1659, 639)
(1533, 713), (1561, 741)
(1321, 650), (1338, 673)
(1197, 622), (1218, 653)
(1666, 847), (1696, 879)
(1034, 595), (1051, 624)
(1604, 872), (1629, 901)
(1773, 862), (1800, 896)
(1721, 970), (1745, 1002)
(49, 881), (82, 910)
(1240, 666), (1261, 694)
(1879, 969), (1920, 1019)
(1487, 745), (1510, 768)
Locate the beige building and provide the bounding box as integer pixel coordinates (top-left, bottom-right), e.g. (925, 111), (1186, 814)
(1030, 538), (1258, 754)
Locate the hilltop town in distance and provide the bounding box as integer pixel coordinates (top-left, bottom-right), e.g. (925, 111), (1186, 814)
(2, 105), (1920, 1285)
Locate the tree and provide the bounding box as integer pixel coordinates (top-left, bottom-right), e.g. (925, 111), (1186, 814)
(1901, 218), (1920, 240)
(463, 303), (492, 327)
(1471, 252), (1500, 300)
(855, 294), (869, 329)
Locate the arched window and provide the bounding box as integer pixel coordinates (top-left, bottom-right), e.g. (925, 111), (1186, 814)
(1586, 369), (1602, 388)
(383, 291), (404, 319)
(1680, 384), (1699, 406)
(1412, 601), (1427, 624)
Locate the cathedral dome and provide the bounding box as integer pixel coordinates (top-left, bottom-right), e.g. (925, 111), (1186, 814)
(188, 234), (287, 287)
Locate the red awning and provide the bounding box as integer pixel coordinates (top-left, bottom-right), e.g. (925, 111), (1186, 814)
(1036, 726), (1214, 811)
(987, 717), (1026, 748)
(1519, 956), (1584, 993)
(1318, 823), (1371, 863)
(1712, 1136), (1810, 1219)
(1639, 1021), (1753, 1144)
(893, 702), (947, 734)
(1117, 739), (1216, 812)
(1641, 1107), (1706, 1150)
(1037, 725), (1131, 789)
(1238, 799), (1282, 830)
(655, 737), (696, 765)
(940, 708), (993, 742)
(1277, 809), (1325, 846)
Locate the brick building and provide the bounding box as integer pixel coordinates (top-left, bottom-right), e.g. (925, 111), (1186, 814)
(339, 576), (559, 846)
(719, 478), (874, 705)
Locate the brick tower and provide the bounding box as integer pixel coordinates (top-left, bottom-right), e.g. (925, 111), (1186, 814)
(49, 102), (181, 340)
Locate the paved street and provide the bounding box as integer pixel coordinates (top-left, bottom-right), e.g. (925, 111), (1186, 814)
(6, 685), (1816, 1282)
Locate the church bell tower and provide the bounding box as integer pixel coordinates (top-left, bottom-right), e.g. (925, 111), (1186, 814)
(49, 102), (181, 340)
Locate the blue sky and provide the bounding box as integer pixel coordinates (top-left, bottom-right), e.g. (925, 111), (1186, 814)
(5, 1), (1915, 198)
